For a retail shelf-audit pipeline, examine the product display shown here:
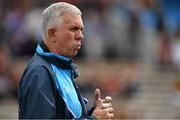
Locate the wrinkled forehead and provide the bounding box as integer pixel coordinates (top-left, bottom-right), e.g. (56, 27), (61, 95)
(61, 13), (84, 28)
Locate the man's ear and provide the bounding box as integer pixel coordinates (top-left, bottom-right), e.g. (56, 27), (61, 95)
(48, 28), (56, 42)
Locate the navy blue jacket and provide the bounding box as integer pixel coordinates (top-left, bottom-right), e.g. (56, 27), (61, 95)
(18, 43), (95, 119)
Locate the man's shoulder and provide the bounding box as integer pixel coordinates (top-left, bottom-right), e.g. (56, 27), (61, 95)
(22, 54), (52, 78)
(20, 54), (54, 88)
(28, 54), (49, 67)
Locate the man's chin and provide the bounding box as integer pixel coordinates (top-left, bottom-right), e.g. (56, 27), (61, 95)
(69, 52), (78, 58)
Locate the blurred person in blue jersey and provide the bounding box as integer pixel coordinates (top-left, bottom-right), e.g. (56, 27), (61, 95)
(18, 2), (114, 119)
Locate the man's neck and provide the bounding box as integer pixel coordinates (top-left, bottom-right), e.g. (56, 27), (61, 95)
(40, 40), (50, 53)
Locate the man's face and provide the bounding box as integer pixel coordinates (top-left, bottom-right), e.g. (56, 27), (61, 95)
(53, 13), (84, 58)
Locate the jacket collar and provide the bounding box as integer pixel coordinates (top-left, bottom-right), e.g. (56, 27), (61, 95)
(36, 41), (73, 70)
(36, 41), (80, 78)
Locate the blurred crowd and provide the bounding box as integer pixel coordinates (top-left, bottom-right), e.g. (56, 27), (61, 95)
(0, 0), (180, 111)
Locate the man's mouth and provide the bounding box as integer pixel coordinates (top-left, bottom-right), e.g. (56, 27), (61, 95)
(77, 45), (81, 49)
(73, 44), (81, 51)
(75, 44), (81, 50)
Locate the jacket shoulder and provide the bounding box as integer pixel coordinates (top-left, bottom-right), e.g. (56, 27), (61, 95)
(20, 54), (54, 87)
(18, 54), (58, 118)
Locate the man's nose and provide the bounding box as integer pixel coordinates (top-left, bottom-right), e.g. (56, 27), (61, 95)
(76, 31), (84, 40)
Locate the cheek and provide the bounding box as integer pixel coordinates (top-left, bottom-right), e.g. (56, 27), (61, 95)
(58, 30), (73, 40)
(63, 33), (74, 45)
(57, 33), (74, 48)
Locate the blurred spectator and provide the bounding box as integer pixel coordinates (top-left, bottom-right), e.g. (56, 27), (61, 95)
(0, 22), (6, 44)
(137, 0), (160, 63)
(99, 73), (123, 97)
(23, 8), (43, 42)
(104, 1), (131, 58)
(98, 60), (140, 99)
(4, 1), (37, 57)
(83, 10), (106, 59)
(0, 44), (14, 100)
(157, 23), (172, 68)
(119, 61), (140, 99)
(160, 0), (180, 35)
(171, 28), (180, 71)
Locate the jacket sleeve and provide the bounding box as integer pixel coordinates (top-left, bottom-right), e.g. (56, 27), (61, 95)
(19, 65), (57, 119)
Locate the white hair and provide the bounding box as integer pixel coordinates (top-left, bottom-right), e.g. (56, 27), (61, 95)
(41, 2), (82, 40)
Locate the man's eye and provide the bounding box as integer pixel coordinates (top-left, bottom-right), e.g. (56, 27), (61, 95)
(70, 27), (78, 31)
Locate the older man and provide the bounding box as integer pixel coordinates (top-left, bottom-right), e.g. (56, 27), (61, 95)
(18, 2), (113, 119)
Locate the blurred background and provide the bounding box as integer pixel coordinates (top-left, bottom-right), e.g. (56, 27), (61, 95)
(0, 0), (180, 119)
